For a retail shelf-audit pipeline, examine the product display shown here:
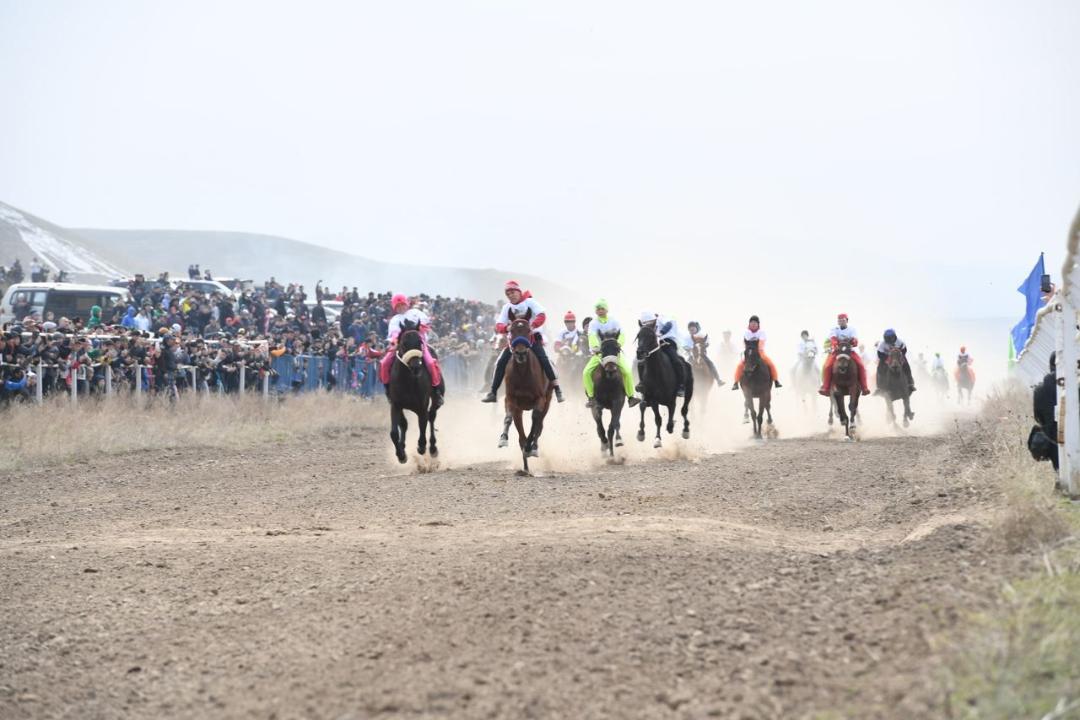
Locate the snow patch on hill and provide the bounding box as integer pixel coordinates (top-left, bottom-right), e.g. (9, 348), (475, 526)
(0, 204), (126, 277)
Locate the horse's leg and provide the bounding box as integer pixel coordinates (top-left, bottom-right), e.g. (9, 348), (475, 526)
(666, 403), (675, 434)
(391, 405), (408, 463)
(850, 394), (859, 438)
(512, 409), (530, 475)
(592, 405), (608, 451)
(755, 397), (764, 438)
(429, 404), (439, 457)
(389, 404), (402, 460)
(637, 402), (647, 442)
(652, 403), (663, 448)
(499, 411), (512, 448)
(609, 399), (622, 454)
(527, 408), (546, 458)
(416, 408), (428, 455)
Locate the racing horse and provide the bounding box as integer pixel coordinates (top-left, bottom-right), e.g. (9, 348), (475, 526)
(880, 346), (915, 427)
(504, 309), (554, 475)
(690, 342), (714, 410)
(589, 333), (627, 456)
(635, 323), (693, 448)
(738, 339), (775, 439)
(387, 319), (439, 463)
(792, 344), (820, 411)
(827, 341), (861, 440)
(956, 357), (975, 405)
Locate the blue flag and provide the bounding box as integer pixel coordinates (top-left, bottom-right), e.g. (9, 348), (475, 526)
(1011, 253), (1046, 355)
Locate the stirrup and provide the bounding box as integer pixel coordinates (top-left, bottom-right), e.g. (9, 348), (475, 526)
(627, 396), (640, 407)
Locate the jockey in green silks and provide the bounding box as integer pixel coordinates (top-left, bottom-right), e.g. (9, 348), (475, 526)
(582, 299), (640, 408)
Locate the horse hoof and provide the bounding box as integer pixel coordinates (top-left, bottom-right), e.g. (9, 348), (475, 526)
(615, 438), (624, 448)
(636, 431), (645, 442)
(430, 447), (439, 457)
(418, 446), (426, 456)
(903, 419), (910, 428)
(497, 436), (508, 449)
(742, 418), (750, 425)
(653, 439), (662, 449)
(396, 453), (407, 464)
(681, 430), (690, 440)
(600, 442), (609, 453)
(515, 469), (531, 478)
(528, 449), (539, 458)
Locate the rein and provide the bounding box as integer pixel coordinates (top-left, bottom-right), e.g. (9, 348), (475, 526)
(396, 329), (424, 366)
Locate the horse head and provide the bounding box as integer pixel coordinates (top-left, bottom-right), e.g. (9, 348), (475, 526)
(599, 335), (622, 376)
(743, 340), (761, 373)
(507, 308), (533, 364)
(396, 320), (425, 375)
(886, 346), (905, 374)
(636, 323), (658, 360)
(834, 342), (853, 375)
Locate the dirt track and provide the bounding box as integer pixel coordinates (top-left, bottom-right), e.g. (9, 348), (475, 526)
(0, 411), (1026, 719)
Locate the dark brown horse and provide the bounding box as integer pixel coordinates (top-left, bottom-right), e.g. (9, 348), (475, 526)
(881, 346), (915, 427)
(828, 341), (861, 440)
(738, 340), (774, 439)
(504, 310), (554, 475)
(387, 321), (439, 463)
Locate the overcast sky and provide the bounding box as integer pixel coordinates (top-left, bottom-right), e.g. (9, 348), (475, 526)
(2, 0), (1078, 321)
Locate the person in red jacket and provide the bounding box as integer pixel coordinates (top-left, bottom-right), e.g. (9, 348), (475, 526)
(481, 280), (564, 403)
(819, 313), (870, 396)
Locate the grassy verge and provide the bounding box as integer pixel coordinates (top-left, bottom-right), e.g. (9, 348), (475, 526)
(0, 392), (383, 473)
(942, 382), (1080, 719)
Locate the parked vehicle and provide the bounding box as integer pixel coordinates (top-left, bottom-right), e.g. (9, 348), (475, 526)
(1, 283), (132, 324)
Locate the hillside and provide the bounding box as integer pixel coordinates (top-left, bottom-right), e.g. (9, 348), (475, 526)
(0, 201), (579, 304)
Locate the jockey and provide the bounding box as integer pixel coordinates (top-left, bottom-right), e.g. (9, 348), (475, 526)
(732, 315), (781, 390)
(577, 317), (593, 355)
(819, 313), (869, 396)
(637, 312), (687, 397)
(931, 352), (945, 372)
(687, 320), (724, 387)
(582, 299), (640, 408)
(874, 328), (916, 394)
(955, 345), (975, 382)
(379, 293), (445, 408)
(481, 280), (564, 403)
(795, 330), (818, 361)
(555, 311), (580, 353)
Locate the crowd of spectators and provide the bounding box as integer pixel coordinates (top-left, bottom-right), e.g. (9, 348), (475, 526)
(0, 264), (500, 405)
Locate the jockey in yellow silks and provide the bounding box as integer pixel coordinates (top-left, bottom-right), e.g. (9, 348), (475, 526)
(582, 299), (640, 407)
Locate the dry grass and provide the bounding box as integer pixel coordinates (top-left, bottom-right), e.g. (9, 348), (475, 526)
(941, 381), (1080, 718)
(0, 392), (384, 473)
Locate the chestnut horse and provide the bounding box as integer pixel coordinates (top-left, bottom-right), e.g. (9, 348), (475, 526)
(828, 341), (861, 440)
(504, 310), (554, 475)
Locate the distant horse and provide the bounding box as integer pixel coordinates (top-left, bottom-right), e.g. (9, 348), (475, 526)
(880, 347), (915, 427)
(590, 334), (627, 456)
(792, 345), (820, 411)
(738, 340), (774, 440)
(956, 358), (975, 405)
(635, 324), (693, 448)
(828, 341), (861, 440)
(932, 366), (949, 400)
(387, 320), (439, 463)
(555, 346), (587, 400)
(690, 343), (714, 410)
(504, 310), (554, 475)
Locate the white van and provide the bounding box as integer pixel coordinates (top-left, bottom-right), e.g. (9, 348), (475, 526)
(0, 283), (132, 325)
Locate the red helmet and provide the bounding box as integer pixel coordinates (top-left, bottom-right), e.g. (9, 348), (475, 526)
(564, 311), (576, 323)
(837, 313), (849, 321)
(391, 293), (409, 310)
(504, 280), (521, 293)
(960, 345), (967, 353)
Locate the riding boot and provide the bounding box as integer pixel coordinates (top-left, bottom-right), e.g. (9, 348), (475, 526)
(431, 382), (445, 410)
(773, 380), (782, 389)
(731, 381), (740, 390)
(554, 385), (565, 403)
(627, 396), (640, 407)
(585, 396), (595, 408)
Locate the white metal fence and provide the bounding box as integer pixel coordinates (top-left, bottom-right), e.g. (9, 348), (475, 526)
(1016, 205), (1080, 497)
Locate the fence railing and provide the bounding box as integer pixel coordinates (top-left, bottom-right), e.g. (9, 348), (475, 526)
(1, 350), (491, 405)
(1017, 204), (1080, 496)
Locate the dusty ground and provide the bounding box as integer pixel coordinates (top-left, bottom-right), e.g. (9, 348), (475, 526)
(0, 403), (1033, 719)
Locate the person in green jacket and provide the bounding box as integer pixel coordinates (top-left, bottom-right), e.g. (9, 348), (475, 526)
(582, 299), (640, 408)
(86, 305), (103, 329)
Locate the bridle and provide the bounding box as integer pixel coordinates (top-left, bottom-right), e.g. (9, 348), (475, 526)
(396, 328), (424, 367)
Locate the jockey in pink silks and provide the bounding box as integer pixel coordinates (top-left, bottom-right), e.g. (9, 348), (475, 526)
(379, 293), (445, 407)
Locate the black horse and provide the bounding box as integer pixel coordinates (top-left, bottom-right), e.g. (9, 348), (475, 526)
(635, 324), (693, 448)
(738, 340), (774, 439)
(387, 320), (439, 463)
(880, 346), (915, 427)
(590, 334), (627, 456)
